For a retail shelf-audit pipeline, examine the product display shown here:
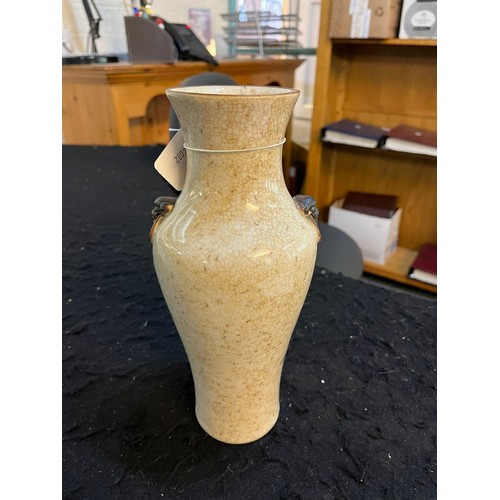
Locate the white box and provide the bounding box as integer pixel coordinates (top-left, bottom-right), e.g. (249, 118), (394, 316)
(398, 0), (437, 39)
(328, 199), (402, 265)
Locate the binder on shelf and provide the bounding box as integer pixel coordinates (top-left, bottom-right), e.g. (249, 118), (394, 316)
(382, 124), (437, 156)
(408, 243), (437, 286)
(321, 119), (388, 149)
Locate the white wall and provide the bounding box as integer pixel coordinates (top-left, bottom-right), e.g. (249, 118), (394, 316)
(62, 0), (229, 57)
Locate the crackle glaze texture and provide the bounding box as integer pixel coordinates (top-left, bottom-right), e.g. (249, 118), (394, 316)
(151, 86), (319, 444)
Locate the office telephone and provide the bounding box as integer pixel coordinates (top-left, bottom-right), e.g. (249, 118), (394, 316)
(152, 17), (218, 66)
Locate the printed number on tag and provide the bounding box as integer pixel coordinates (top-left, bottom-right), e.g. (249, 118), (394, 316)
(154, 129), (187, 191)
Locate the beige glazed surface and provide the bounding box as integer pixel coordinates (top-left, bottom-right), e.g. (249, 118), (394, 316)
(151, 86), (319, 444)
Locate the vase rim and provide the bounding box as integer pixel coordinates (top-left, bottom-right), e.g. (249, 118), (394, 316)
(166, 85), (299, 98)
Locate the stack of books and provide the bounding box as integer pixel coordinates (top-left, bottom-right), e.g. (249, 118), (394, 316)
(321, 118), (437, 157)
(343, 191), (398, 219)
(382, 124), (437, 156)
(321, 119), (388, 149)
(408, 243), (437, 286)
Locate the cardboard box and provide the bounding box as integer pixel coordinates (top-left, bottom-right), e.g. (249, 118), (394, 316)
(398, 0), (437, 39)
(328, 199), (402, 264)
(329, 0), (403, 39)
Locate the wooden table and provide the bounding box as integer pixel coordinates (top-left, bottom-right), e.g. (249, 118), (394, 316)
(62, 58), (304, 181)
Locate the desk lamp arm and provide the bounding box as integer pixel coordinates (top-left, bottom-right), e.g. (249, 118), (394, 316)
(82, 0), (102, 53)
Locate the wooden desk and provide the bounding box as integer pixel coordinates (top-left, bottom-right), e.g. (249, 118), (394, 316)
(62, 58), (304, 181)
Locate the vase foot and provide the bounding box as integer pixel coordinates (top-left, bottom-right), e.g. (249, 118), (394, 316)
(195, 405), (280, 445)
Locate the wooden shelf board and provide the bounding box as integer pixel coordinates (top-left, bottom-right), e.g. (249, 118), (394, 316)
(332, 38), (436, 47)
(363, 246), (437, 293)
(321, 141), (437, 162)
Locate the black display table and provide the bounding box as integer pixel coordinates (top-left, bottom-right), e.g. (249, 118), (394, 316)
(62, 146), (437, 499)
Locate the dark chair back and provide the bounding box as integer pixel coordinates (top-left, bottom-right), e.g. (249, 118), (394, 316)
(316, 222), (364, 279)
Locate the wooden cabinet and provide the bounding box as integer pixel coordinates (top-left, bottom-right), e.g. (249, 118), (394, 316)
(305, 0), (437, 292)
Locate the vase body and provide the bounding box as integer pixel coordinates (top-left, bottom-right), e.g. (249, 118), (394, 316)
(151, 86), (319, 444)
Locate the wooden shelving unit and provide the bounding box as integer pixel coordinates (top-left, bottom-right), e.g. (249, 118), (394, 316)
(305, 0), (437, 293)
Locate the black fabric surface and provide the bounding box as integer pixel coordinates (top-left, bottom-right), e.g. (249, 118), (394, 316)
(62, 146), (437, 500)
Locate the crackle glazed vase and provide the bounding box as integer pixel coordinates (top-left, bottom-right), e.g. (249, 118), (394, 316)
(150, 85), (320, 444)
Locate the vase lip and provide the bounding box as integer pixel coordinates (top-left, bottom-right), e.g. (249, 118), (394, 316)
(166, 85), (299, 98)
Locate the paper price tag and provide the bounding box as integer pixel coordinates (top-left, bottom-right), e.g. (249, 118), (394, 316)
(154, 129), (187, 191)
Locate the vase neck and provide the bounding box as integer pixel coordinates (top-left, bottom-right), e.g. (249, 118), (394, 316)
(166, 86), (299, 151)
(183, 147), (285, 195)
